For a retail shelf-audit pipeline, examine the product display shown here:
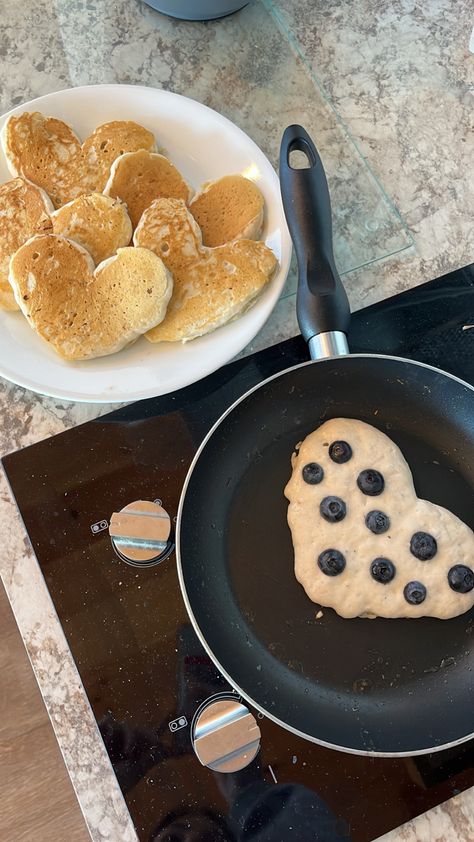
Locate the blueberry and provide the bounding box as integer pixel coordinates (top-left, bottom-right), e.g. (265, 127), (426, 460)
(447, 565), (474, 594)
(357, 469), (384, 496)
(302, 462), (324, 484)
(329, 440), (352, 464)
(410, 532), (437, 560)
(365, 510), (390, 534)
(370, 558), (396, 584)
(404, 581), (427, 605)
(318, 549), (346, 576)
(320, 496), (346, 523)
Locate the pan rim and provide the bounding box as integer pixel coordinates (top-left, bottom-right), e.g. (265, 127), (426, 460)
(176, 352), (474, 757)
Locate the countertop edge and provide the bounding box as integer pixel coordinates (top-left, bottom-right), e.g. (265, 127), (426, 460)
(0, 484), (138, 842)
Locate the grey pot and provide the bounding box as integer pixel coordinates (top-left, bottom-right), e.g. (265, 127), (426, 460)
(144, 0), (249, 20)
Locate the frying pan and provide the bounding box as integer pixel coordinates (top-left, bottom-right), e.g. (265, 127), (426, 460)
(176, 125), (474, 755)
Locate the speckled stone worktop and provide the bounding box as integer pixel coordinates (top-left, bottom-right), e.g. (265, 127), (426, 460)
(1, 1), (473, 840)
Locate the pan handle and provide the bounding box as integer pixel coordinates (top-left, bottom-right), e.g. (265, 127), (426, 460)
(279, 125), (350, 359)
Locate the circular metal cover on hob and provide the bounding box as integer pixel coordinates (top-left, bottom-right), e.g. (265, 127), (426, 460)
(192, 696), (261, 773)
(109, 500), (174, 567)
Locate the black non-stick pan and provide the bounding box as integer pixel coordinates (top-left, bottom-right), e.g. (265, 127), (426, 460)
(176, 125), (474, 755)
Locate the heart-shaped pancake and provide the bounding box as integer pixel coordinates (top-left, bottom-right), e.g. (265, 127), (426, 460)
(0, 177), (53, 311)
(9, 234), (172, 360)
(51, 193), (132, 265)
(1, 112), (155, 207)
(133, 198), (277, 342)
(285, 418), (474, 619)
(104, 149), (193, 229)
(189, 174), (264, 247)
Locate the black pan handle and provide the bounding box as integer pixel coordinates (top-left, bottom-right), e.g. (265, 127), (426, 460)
(279, 125), (350, 357)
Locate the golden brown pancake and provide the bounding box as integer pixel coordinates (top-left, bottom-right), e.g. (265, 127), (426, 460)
(189, 174), (264, 247)
(133, 198), (277, 343)
(52, 193), (132, 265)
(0, 177), (53, 310)
(9, 234), (172, 359)
(1, 112), (155, 207)
(104, 149), (193, 229)
(81, 121), (156, 190)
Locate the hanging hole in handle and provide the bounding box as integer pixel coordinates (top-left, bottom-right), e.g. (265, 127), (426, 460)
(287, 137), (317, 170)
(289, 148), (312, 169)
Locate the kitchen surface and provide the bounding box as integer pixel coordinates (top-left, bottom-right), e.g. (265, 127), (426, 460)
(0, 1), (473, 841)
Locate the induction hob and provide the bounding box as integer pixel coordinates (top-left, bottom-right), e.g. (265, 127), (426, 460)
(3, 264), (474, 842)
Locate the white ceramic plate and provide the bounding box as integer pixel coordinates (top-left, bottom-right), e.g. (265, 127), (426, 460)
(0, 84), (291, 403)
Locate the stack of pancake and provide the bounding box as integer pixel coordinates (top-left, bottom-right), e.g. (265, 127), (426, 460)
(0, 111), (277, 360)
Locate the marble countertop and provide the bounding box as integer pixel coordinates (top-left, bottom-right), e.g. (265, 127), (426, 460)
(1, 1), (474, 840)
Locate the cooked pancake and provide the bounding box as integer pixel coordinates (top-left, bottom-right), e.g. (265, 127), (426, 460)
(81, 121), (156, 191)
(134, 198), (277, 343)
(0, 177), (53, 311)
(104, 149), (193, 229)
(9, 234), (172, 360)
(189, 174), (264, 246)
(52, 193), (132, 265)
(1, 112), (155, 207)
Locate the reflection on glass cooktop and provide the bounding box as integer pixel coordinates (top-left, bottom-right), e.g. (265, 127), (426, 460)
(3, 264), (474, 842)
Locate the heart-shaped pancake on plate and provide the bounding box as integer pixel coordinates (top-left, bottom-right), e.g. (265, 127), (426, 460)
(9, 234), (172, 360)
(134, 197), (277, 343)
(1, 112), (156, 207)
(104, 149), (193, 229)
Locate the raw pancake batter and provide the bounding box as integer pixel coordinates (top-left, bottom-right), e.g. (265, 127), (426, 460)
(285, 418), (474, 619)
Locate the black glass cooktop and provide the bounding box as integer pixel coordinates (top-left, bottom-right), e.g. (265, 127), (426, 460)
(3, 264), (474, 842)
